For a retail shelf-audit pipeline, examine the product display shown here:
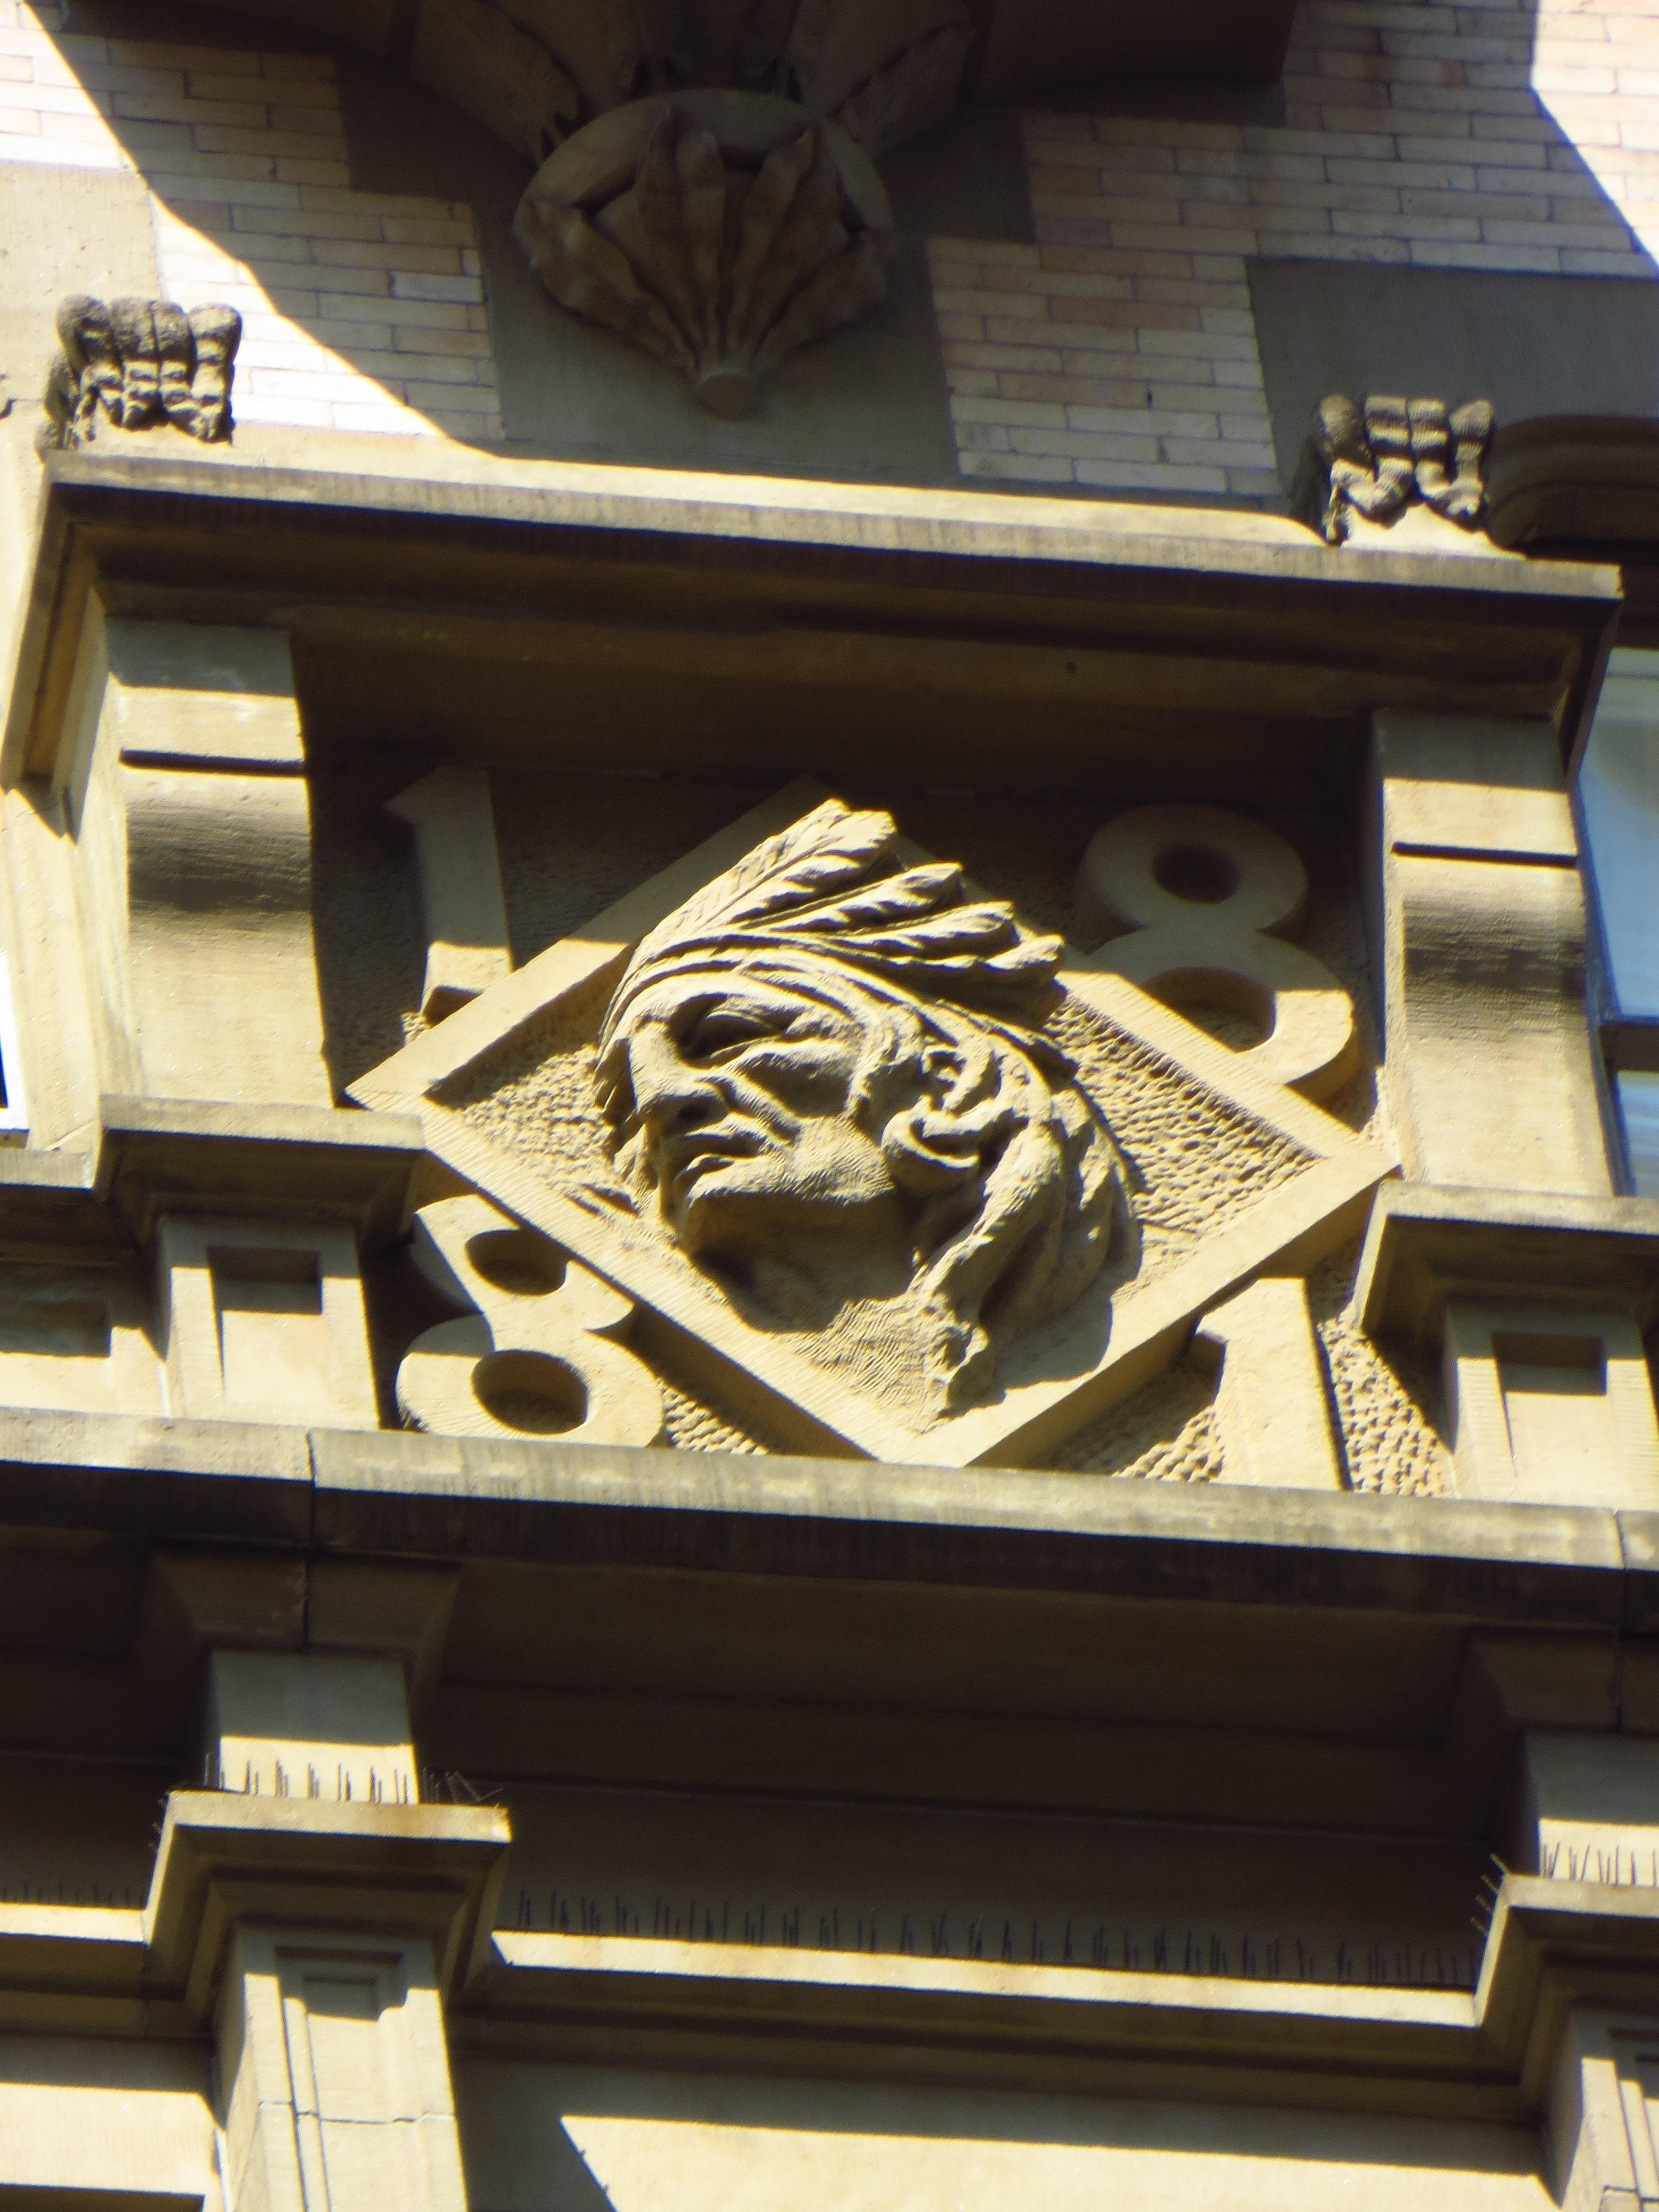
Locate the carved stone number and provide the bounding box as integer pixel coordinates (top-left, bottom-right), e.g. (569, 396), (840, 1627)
(397, 1195), (665, 1445)
(1074, 802), (1358, 1101)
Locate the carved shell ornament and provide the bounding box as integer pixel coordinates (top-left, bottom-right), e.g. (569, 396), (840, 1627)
(514, 93), (895, 415)
(431, 0), (972, 407)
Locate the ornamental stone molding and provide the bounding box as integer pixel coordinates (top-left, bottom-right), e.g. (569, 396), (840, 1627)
(43, 294), (242, 450)
(1295, 392), (1494, 547)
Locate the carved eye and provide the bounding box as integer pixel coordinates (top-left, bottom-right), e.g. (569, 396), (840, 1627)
(682, 1011), (778, 1061)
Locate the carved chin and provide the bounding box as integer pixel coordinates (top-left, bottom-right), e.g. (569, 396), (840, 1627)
(664, 1161), (744, 1244)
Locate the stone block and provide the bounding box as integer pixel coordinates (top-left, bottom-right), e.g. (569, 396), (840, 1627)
(1510, 1729), (1659, 1882)
(50, 609), (335, 1112)
(204, 1650), (418, 1806)
(159, 1216), (378, 1430)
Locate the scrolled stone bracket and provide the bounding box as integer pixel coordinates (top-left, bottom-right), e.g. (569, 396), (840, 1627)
(43, 293), (243, 450)
(1294, 392), (1494, 546)
(397, 1192), (666, 1446)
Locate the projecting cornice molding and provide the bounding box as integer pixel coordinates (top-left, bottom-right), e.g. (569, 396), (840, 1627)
(1, 454), (1623, 799)
(0, 1864), (1650, 2123)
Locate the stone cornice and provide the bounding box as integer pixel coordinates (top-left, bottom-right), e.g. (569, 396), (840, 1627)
(3, 451), (1622, 798)
(0, 1405), (1642, 1628)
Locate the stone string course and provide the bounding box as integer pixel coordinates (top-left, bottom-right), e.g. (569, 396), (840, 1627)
(937, 0), (1659, 496)
(0, 0), (502, 439)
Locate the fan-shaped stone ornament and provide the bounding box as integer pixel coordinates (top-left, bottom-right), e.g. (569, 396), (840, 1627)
(514, 90), (895, 415)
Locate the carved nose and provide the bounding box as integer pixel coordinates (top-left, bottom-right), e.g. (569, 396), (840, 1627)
(628, 1025), (722, 1134)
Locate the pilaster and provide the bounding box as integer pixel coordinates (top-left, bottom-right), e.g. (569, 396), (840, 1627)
(146, 1652), (508, 2212)
(1367, 710), (1612, 1197)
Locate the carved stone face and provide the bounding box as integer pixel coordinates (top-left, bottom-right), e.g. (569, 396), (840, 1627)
(597, 972), (904, 1268)
(587, 798), (1127, 1413)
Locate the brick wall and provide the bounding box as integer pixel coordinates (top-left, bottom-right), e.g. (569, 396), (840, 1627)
(0, 0), (501, 440)
(937, 0), (1659, 496)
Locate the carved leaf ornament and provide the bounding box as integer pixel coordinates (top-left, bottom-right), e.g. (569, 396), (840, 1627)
(515, 94), (895, 414)
(1296, 392), (1494, 546)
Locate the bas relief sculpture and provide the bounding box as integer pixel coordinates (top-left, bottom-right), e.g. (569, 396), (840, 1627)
(585, 800), (1128, 1419)
(372, 782), (1392, 1470)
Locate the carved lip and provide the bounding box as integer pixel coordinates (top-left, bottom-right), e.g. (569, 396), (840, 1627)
(659, 1128), (771, 1204)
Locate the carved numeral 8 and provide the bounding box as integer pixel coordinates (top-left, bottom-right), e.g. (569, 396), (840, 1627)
(1074, 802), (1358, 1100)
(396, 1195), (665, 1446)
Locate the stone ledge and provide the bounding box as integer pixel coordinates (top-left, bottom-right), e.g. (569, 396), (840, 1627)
(0, 1858), (1642, 2118)
(0, 1404), (1645, 1625)
(453, 1874), (1659, 2122)
(143, 1790), (510, 2018)
(3, 452), (1619, 802)
(96, 1093), (426, 1248)
(0, 1101), (429, 1257)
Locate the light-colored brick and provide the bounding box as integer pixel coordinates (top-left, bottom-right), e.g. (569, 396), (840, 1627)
(1011, 427), (1163, 460)
(958, 451), (1074, 482)
(113, 90), (267, 127)
(950, 394), (1068, 429)
(389, 268), (486, 305)
(1068, 403), (1222, 437)
(1076, 459), (1230, 491)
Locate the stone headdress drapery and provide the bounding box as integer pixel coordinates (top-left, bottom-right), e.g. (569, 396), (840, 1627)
(593, 799), (1126, 1410)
